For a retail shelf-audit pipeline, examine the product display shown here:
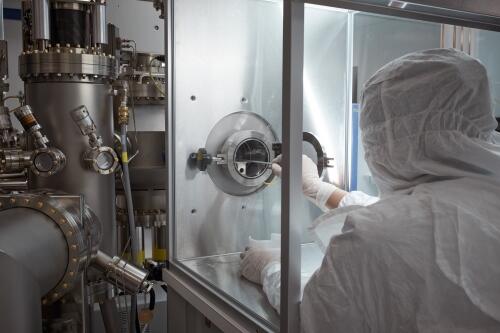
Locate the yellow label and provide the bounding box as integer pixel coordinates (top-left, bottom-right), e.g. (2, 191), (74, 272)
(121, 152), (128, 163)
(153, 247), (168, 261)
(136, 250), (145, 266)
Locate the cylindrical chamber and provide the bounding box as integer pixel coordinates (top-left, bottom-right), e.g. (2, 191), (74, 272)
(50, 3), (89, 47)
(33, 0), (50, 41)
(25, 81), (116, 255)
(0, 207), (67, 294)
(92, 4), (107, 45)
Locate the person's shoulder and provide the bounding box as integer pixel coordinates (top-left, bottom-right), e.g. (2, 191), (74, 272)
(340, 193), (434, 243)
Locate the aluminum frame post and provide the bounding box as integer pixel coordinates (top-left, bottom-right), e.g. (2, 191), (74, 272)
(281, 1), (305, 332)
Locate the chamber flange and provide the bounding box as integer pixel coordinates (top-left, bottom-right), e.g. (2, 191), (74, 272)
(192, 111), (278, 196)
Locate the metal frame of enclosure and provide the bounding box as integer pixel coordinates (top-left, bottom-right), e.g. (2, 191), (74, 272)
(164, 1), (500, 332)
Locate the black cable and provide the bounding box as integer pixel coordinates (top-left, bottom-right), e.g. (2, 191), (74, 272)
(149, 288), (156, 311)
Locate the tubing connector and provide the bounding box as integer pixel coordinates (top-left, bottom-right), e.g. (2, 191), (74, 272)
(93, 251), (152, 295)
(71, 105), (119, 175)
(13, 105), (48, 149)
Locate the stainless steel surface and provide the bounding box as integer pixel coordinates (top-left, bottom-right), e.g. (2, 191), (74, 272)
(0, 253), (43, 333)
(93, 251), (151, 294)
(92, 4), (108, 45)
(127, 131), (166, 190)
(0, 207), (68, 294)
(171, 0), (348, 258)
(25, 82), (116, 256)
(204, 112), (277, 196)
(0, 192), (103, 303)
(33, 0), (50, 41)
(170, 243), (323, 332)
(19, 49), (117, 79)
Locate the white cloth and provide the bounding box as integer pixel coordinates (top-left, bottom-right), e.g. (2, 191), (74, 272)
(260, 190), (377, 313)
(301, 49), (500, 332)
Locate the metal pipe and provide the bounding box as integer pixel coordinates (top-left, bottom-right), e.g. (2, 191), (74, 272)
(0, 0), (4, 41)
(33, 0), (50, 42)
(92, 4), (108, 46)
(99, 299), (120, 333)
(120, 123), (140, 333)
(92, 251), (150, 295)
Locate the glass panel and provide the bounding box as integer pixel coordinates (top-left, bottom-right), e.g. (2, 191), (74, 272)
(351, 13), (441, 195)
(474, 30), (500, 118)
(172, 0), (283, 328)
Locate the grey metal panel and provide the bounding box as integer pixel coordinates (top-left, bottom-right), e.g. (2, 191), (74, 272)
(307, 0), (500, 32)
(25, 82), (117, 255)
(172, 0), (284, 260)
(171, 0), (350, 260)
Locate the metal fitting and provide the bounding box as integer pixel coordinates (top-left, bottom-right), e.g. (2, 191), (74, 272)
(117, 104), (129, 126)
(13, 105), (49, 149)
(93, 251), (152, 295)
(31, 147), (66, 177)
(71, 105), (119, 175)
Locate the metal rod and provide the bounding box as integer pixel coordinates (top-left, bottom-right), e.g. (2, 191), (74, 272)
(33, 0), (50, 42)
(234, 160), (273, 165)
(0, 0), (4, 41)
(92, 4), (108, 46)
(281, 0), (304, 332)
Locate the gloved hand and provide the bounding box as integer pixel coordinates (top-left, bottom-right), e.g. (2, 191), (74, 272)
(272, 154), (338, 211)
(239, 247), (280, 285)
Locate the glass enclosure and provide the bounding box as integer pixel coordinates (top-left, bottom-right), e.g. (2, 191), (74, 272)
(169, 0), (500, 331)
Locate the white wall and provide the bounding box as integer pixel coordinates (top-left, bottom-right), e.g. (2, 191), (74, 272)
(107, 0), (164, 54)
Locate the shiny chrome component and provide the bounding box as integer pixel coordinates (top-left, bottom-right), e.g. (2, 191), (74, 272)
(19, 48), (117, 80)
(71, 105), (119, 174)
(31, 147), (66, 177)
(13, 105), (49, 149)
(94, 251), (152, 295)
(200, 111), (278, 196)
(93, 4), (108, 45)
(33, 0), (50, 42)
(0, 149), (31, 173)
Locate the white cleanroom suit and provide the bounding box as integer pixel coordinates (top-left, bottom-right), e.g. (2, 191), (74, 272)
(243, 48), (500, 332)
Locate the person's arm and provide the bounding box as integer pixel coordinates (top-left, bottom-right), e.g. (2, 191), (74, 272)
(239, 248), (281, 313)
(272, 155), (377, 210)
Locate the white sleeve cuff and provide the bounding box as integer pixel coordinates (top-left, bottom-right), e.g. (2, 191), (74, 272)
(315, 182), (339, 212)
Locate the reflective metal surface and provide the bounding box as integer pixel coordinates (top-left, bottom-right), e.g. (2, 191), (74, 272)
(26, 82), (116, 255)
(181, 243), (324, 331)
(205, 112), (277, 196)
(172, 0), (349, 259)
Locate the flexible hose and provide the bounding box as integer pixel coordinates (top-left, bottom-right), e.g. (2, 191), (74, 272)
(120, 123), (140, 333)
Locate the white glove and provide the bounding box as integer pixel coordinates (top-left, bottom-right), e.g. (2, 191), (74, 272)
(272, 155), (338, 211)
(239, 247), (280, 285)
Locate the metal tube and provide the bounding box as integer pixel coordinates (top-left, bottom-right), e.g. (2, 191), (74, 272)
(33, 0), (50, 42)
(0, 0), (4, 41)
(99, 299), (120, 333)
(93, 4), (108, 45)
(120, 123), (140, 333)
(92, 251), (150, 295)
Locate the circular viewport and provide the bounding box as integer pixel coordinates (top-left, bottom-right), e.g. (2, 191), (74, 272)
(233, 138), (270, 179)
